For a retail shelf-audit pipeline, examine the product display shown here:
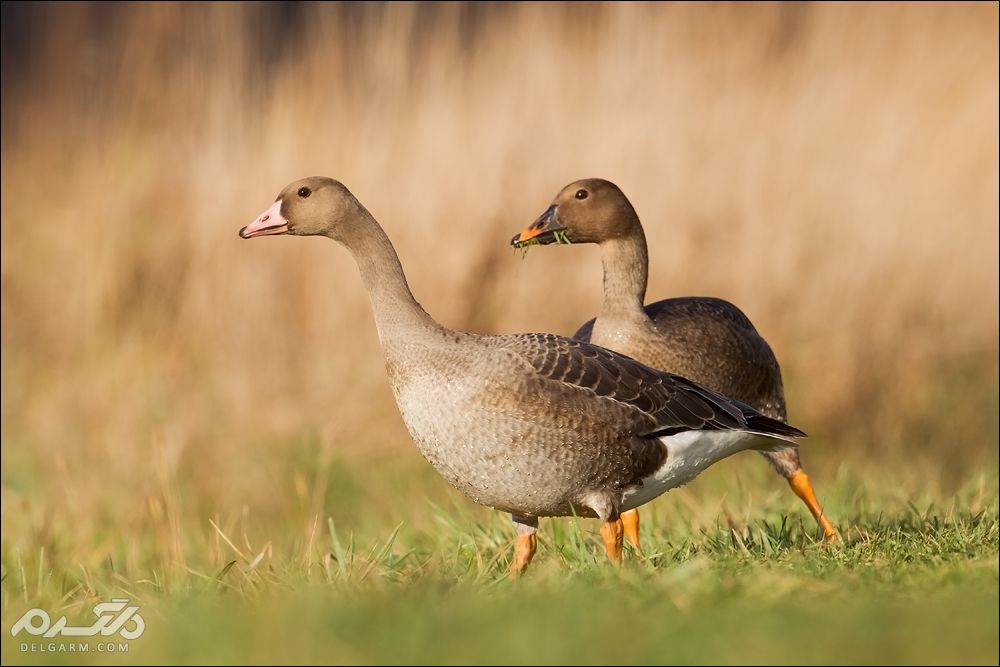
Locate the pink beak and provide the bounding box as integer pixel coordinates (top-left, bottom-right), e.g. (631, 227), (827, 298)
(240, 200), (288, 238)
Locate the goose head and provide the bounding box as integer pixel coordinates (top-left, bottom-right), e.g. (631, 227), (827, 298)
(240, 176), (366, 243)
(511, 178), (640, 247)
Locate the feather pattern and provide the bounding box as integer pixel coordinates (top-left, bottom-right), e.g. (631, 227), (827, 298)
(494, 332), (804, 440)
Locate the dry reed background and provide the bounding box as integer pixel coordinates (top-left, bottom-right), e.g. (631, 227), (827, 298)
(1, 2), (998, 579)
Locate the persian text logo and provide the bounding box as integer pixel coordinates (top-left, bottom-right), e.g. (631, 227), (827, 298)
(11, 599), (145, 640)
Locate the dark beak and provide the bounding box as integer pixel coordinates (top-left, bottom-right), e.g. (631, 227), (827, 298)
(510, 205), (568, 247)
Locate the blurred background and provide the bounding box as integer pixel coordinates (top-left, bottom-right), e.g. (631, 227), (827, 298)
(1, 2), (997, 578)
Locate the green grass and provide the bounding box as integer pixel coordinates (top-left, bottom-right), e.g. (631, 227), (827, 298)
(2, 467), (997, 665)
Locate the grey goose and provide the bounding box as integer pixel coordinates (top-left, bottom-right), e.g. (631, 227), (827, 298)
(241, 177), (807, 573)
(511, 178), (836, 551)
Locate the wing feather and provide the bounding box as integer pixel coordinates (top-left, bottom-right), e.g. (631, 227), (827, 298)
(495, 333), (805, 439)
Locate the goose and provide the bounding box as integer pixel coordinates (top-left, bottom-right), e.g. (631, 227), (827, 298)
(241, 177), (807, 573)
(511, 178), (836, 551)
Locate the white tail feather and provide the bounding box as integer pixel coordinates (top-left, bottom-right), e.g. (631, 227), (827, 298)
(621, 430), (799, 511)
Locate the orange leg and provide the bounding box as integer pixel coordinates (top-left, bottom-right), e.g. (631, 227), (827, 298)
(600, 518), (624, 564)
(512, 532), (537, 575)
(621, 508), (641, 553)
(788, 469), (837, 541)
(511, 515), (539, 576)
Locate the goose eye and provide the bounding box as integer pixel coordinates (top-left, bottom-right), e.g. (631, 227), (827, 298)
(575, 189), (588, 200)
(297, 187), (311, 198)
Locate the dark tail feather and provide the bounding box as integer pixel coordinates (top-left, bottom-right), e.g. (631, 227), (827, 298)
(744, 412), (807, 438)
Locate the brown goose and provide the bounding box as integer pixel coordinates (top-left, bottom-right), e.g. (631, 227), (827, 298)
(511, 178), (836, 549)
(241, 177), (807, 573)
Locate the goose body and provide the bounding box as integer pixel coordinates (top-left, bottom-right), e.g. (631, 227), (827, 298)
(512, 178), (835, 542)
(574, 296), (787, 420)
(387, 330), (797, 519)
(241, 176), (805, 570)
